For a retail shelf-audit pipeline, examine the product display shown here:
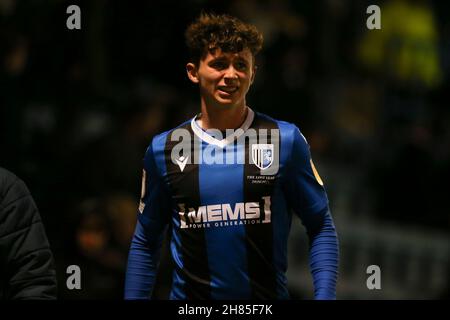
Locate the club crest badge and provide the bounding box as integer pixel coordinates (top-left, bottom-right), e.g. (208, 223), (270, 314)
(252, 144), (274, 170)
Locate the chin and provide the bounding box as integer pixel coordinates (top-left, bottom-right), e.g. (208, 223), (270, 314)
(215, 101), (239, 109)
(214, 96), (241, 108)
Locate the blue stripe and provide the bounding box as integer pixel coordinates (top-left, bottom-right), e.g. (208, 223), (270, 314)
(199, 142), (251, 299)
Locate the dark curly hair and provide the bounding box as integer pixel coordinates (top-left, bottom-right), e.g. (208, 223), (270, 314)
(185, 13), (264, 65)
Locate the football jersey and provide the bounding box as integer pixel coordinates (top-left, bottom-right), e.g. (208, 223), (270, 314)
(125, 107), (339, 300)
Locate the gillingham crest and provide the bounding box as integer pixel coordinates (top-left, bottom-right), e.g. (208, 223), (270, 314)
(252, 144), (274, 170)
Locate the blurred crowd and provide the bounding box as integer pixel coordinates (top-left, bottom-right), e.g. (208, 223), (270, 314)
(0, 0), (449, 299)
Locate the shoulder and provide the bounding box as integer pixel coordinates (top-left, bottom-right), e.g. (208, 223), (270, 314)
(0, 167), (19, 190)
(0, 168), (37, 233)
(0, 167), (29, 206)
(254, 111), (302, 134)
(254, 111), (307, 146)
(147, 118), (193, 154)
(142, 118), (193, 173)
(0, 166), (19, 186)
(253, 112), (310, 170)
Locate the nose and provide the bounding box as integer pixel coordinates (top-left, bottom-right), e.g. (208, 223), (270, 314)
(224, 65), (238, 81)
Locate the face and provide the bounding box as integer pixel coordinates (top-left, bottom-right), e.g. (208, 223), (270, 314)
(187, 48), (256, 109)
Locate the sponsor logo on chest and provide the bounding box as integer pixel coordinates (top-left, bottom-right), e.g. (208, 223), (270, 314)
(178, 196), (272, 229)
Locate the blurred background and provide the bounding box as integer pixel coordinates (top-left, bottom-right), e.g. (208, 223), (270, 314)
(0, 0), (449, 299)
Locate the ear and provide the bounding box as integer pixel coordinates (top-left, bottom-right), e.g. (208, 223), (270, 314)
(186, 63), (199, 84)
(250, 65), (257, 85)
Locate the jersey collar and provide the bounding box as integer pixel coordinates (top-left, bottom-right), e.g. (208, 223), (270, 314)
(191, 107), (255, 148)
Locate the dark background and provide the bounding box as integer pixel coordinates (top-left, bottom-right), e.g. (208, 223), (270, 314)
(1, 0), (449, 299)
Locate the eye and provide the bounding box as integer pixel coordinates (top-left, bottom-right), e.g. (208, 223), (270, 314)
(235, 61), (248, 71)
(209, 60), (228, 70)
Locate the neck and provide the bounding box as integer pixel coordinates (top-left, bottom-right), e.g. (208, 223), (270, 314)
(198, 99), (248, 131)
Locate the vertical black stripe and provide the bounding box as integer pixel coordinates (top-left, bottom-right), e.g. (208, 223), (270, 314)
(164, 123), (211, 299)
(243, 113), (279, 299)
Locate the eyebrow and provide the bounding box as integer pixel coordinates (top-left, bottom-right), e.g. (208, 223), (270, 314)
(235, 57), (248, 64)
(208, 56), (228, 63)
(209, 56), (249, 64)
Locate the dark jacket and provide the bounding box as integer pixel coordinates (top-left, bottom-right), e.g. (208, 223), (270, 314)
(0, 167), (57, 299)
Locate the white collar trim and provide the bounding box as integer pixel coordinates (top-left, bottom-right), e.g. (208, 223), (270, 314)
(190, 107), (255, 148)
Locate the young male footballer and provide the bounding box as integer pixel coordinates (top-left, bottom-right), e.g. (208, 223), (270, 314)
(125, 13), (339, 300)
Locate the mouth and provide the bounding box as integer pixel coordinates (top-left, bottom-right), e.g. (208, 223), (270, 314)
(217, 86), (239, 95)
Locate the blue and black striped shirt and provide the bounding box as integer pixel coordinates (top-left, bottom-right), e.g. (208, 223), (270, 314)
(125, 108), (339, 300)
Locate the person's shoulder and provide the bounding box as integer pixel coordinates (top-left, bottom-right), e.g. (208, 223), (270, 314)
(158, 118), (193, 142)
(141, 118), (193, 154)
(143, 117), (194, 162)
(0, 168), (32, 218)
(0, 167), (18, 187)
(0, 167), (24, 200)
(254, 111), (303, 137)
(254, 111), (309, 162)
